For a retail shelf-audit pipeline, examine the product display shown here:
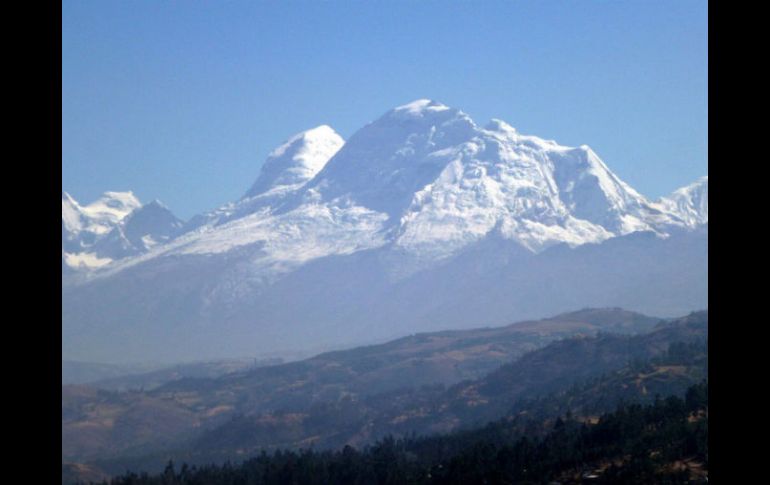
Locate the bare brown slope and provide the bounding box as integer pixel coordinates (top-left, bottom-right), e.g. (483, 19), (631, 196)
(63, 308), (659, 464)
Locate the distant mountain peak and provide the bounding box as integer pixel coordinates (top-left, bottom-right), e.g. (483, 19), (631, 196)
(82, 191), (141, 223)
(129, 199), (174, 216)
(244, 125), (344, 199)
(62, 191), (185, 270)
(675, 175), (708, 194)
(656, 176), (708, 226)
(484, 118), (517, 133)
(380, 99), (475, 133)
(61, 191), (140, 235)
(392, 99), (452, 115)
(146, 199), (162, 207)
(100, 190), (139, 204)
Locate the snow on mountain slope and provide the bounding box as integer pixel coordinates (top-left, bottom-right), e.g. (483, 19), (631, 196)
(62, 192), (84, 234)
(62, 191), (141, 260)
(391, 117), (616, 257)
(301, 100), (480, 218)
(244, 125), (344, 199)
(74, 191), (141, 234)
(63, 251), (114, 269)
(90, 200), (184, 259)
(84, 125), (377, 280)
(62, 193), (182, 270)
(96, 199), (388, 284)
(62, 191), (140, 237)
(180, 125), (345, 233)
(295, 100), (685, 259)
(656, 176), (708, 226)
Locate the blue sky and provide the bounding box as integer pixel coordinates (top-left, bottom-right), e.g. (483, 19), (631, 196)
(63, 0), (707, 220)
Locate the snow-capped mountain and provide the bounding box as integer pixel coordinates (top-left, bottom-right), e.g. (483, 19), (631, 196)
(244, 124), (344, 199)
(90, 200), (184, 259)
(96, 99), (703, 275)
(180, 125), (345, 233)
(62, 192), (182, 270)
(62, 191), (141, 241)
(656, 176), (708, 227)
(62, 100), (707, 364)
(62, 191), (142, 268)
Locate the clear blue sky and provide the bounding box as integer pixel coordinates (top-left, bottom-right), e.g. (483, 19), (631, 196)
(63, 0), (707, 220)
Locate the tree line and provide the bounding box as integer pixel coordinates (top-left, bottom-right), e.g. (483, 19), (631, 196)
(97, 380), (707, 485)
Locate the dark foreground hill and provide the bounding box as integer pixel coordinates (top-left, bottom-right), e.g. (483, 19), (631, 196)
(102, 381), (709, 484)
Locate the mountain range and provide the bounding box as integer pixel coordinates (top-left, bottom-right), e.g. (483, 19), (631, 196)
(62, 99), (707, 364)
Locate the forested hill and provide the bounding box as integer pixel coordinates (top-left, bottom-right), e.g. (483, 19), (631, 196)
(101, 380), (709, 485)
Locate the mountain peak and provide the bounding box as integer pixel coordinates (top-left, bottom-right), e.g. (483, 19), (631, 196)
(392, 99), (451, 116)
(133, 199), (172, 213)
(385, 99), (469, 125)
(67, 191), (141, 230)
(244, 125), (345, 199)
(657, 176), (708, 226)
(85, 191), (141, 219)
(484, 118), (517, 133)
(671, 176), (707, 200)
(62, 192), (84, 233)
(98, 191), (140, 208)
